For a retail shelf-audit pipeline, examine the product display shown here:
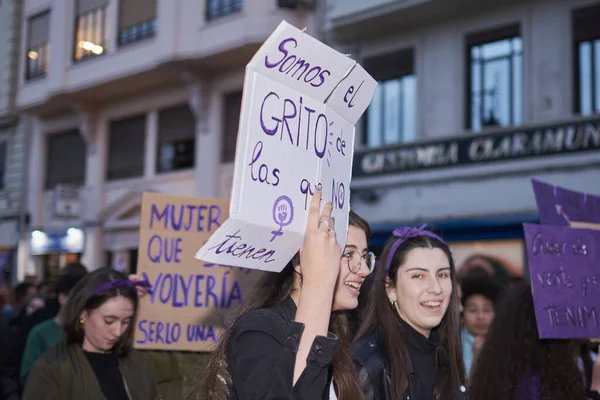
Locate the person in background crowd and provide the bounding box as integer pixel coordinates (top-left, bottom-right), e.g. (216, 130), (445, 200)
(459, 276), (502, 378)
(196, 188), (374, 400)
(467, 280), (597, 400)
(20, 265), (89, 386)
(579, 340), (599, 394)
(355, 225), (466, 400)
(23, 295), (45, 318)
(35, 281), (54, 300)
(457, 254), (520, 287)
(23, 267), (157, 400)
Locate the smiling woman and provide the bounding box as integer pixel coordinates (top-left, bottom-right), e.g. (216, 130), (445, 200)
(22, 268), (159, 400)
(194, 188), (374, 400)
(354, 226), (467, 400)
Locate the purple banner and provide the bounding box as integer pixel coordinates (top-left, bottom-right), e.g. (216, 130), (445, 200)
(524, 223), (599, 339)
(532, 179), (600, 226)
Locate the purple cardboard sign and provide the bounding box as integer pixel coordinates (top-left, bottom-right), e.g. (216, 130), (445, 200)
(524, 223), (599, 339)
(532, 179), (600, 226)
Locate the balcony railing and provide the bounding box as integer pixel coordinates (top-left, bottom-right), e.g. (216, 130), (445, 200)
(206, 0), (243, 21)
(118, 18), (157, 47)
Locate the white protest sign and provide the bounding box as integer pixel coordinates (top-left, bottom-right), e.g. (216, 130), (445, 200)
(195, 21), (377, 272)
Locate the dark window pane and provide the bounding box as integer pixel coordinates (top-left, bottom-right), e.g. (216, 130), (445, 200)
(0, 141), (6, 190)
(467, 27), (522, 131)
(45, 130), (86, 189)
(26, 11), (50, 80)
(107, 115), (146, 180)
(157, 104), (195, 172)
(222, 91), (243, 162)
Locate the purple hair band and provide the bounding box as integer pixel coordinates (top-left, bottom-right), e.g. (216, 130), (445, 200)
(385, 224), (448, 274)
(91, 279), (152, 297)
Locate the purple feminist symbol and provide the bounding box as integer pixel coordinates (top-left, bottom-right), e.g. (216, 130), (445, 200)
(271, 195), (294, 242)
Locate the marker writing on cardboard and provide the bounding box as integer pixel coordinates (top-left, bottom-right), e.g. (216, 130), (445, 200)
(142, 271), (243, 309)
(249, 141), (280, 186)
(136, 321), (218, 345)
(264, 37), (331, 88)
(344, 80), (364, 108)
(260, 92), (329, 159)
(208, 230), (277, 264)
(150, 203), (222, 232)
(300, 178), (345, 211)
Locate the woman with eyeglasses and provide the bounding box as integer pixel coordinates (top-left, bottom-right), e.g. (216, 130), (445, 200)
(194, 186), (375, 400)
(354, 226), (466, 400)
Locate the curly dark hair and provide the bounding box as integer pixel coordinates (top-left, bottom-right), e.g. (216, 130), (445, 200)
(467, 280), (587, 400)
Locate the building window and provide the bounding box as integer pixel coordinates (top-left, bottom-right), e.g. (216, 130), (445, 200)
(363, 49), (417, 148)
(45, 130), (86, 189)
(107, 115), (146, 180)
(222, 91), (242, 162)
(206, 0), (243, 21)
(26, 11), (50, 80)
(0, 141), (6, 190)
(573, 5), (600, 115)
(118, 0), (157, 47)
(157, 105), (195, 173)
(277, 0), (315, 9)
(467, 25), (522, 131)
(73, 0), (109, 62)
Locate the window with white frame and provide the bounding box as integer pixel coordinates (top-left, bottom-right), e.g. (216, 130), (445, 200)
(467, 25), (523, 131)
(363, 49), (417, 148)
(26, 11), (50, 80)
(45, 130), (86, 189)
(573, 5), (600, 115)
(157, 104), (195, 173)
(107, 115), (146, 180)
(73, 0), (109, 62)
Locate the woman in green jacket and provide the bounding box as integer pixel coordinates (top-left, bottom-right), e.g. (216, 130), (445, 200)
(23, 268), (159, 400)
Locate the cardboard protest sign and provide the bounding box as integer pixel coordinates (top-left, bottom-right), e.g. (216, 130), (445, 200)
(134, 193), (261, 351)
(532, 178), (600, 229)
(195, 21), (377, 272)
(523, 223), (599, 339)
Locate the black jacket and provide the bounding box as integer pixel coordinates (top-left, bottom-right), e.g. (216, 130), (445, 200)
(353, 328), (467, 400)
(226, 297), (338, 399)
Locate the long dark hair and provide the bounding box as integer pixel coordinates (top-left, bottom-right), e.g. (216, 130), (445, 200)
(467, 280), (587, 400)
(193, 211), (370, 400)
(60, 267), (139, 357)
(356, 235), (465, 400)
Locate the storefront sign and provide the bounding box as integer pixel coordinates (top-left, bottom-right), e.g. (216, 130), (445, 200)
(354, 118), (600, 177)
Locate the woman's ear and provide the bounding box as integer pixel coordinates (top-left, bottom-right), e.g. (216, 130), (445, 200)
(292, 251), (302, 275)
(385, 277), (396, 302)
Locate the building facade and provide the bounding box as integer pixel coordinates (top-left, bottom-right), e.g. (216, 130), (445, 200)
(16, 0), (315, 281)
(0, 0), (26, 283)
(325, 0), (600, 277)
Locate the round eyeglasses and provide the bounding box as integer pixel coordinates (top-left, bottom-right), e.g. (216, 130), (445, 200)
(342, 250), (376, 274)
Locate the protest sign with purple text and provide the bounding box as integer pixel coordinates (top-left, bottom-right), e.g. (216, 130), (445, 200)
(134, 193), (261, 351)
(524, 223), (599, 339)
(195, 21), (377, 272)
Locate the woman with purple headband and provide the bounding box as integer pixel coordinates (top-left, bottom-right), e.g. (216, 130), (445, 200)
(23, 267), (158, 400)
(354, 225), (467, 400)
